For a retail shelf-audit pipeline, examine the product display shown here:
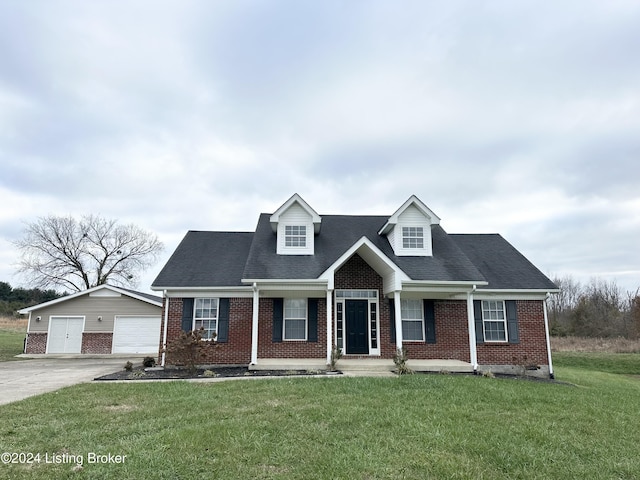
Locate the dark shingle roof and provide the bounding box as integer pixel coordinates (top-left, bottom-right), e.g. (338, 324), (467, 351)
(117, 286), (163, 303)
(152, 231), (254, 287)
(153, 218), (556, 291)
(241, 214), (486, 282)
(450, 234), (558, 290)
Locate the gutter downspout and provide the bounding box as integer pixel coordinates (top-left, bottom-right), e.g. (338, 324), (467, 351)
(250, 283), (259, 365)
(467, 285), (478, 373)
(543, 292), (554, 379)
(161, 292), (169, 367)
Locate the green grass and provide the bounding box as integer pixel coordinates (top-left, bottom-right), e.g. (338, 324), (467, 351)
(553, 351), (640, 375)
(0, 327), (26, 362)
(1, 358), (640, 479)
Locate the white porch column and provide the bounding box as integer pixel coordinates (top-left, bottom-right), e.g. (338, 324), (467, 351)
(394, 290), (403, 350)
(250, 283), (259, 365)
(543, 293), (555, 379)
(466, 287), (478, 371)
(161, 293), (169, 367)
(326, 288), (333, 365)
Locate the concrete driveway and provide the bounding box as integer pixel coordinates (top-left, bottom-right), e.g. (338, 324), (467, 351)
(0, 357), (137, 406)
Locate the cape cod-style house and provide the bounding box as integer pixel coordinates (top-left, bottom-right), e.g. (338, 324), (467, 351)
(152, 194), (558, 377)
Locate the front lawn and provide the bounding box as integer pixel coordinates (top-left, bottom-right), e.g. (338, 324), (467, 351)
(1, 359), (639, 479)
(0, 318), (26, 361)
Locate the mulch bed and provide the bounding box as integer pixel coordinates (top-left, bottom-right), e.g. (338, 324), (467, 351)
(95, 365), (339, 381)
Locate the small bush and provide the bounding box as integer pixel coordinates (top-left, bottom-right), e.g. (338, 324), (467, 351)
(123, 361), (133, 372)
(329, 344), (343, 371)
(142, 356), (156, 368)
(164, 327), (217, 373)
(393, 347), (414, 375)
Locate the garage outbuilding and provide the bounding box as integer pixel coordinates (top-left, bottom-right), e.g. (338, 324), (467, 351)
(19, 285), (162, 355)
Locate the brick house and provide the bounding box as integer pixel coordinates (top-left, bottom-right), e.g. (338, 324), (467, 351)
(152, 194), (558, 377)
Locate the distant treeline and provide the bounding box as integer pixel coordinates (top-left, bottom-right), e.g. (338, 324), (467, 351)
(0, 281), (63, 318)
(549, 276), (640, 338)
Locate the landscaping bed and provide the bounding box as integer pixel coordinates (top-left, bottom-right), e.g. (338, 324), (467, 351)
(95, 365), (338, 381)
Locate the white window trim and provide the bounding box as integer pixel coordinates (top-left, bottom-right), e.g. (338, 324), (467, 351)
(284, 225), (307, 248)
(402, 226), (425, 249)
(278, 222), (314, 255)
(284, 298), (308, 341)
(193, 298), (219, 341)
(401, 299), (425, 342)
(481, 300), (508, 343)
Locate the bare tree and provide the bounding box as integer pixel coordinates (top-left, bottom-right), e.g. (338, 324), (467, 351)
(14, 214), (164, 292)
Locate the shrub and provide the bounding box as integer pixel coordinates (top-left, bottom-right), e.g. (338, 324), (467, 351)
(142, 356), (156, 368)
(393, 347), (414, 375)
(164, 327), (217, 373)
(329, 345), (343, 371)
(123, 361), (133, 372)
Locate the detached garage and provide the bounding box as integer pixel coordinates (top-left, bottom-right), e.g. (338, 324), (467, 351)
(18, 285), (162, 355)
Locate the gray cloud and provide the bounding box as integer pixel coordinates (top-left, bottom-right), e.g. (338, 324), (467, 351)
(1, 0), (639, 294)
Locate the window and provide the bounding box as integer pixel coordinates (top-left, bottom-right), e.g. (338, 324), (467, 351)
(401, 299), (424, 341)
(284, 298), (307, 340)
(285, 225), (306, 247)
(402, 227), (424, 249)
(194, 298), (218, 340)
(482, 300), (507, 342)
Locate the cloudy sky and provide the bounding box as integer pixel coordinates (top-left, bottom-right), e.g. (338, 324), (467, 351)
(1, 0), (639, 295)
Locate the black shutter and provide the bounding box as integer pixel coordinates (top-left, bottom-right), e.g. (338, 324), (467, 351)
(272, 298), (283, 343)
(506, 300), (519, 344)
(424, 300), (436, 344)
(307, 299), (318, 342)
(181, 298), (194, 332)
(389, 299), (396, 343)
(473, 300), (484, 344)
(217, 298), (229, 343)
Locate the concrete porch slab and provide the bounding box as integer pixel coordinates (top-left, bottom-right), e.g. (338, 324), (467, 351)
(249, 358), (474, 374)
(408, 359), (474, 373)
(249, 358), (328, 371)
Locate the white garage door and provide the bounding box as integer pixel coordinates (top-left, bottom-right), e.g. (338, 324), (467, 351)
(112, 316), (161, 354)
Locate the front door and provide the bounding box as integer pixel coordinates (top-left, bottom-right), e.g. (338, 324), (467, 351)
(345, 300), (368, 354)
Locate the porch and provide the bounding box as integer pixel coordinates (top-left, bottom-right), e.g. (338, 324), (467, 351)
(249, 358), (474, 374)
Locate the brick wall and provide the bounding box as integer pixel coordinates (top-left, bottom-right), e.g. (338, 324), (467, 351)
(25, 333), (46, 354)
(258, 298), (327, 358)
(477, 300), (549, 367)
(158, 276), (549, 368)
(81, 333), (113, 354)
(162, 297), (253, 365)
(403, 300), (471, 361)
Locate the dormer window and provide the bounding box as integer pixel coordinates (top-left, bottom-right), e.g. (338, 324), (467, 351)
(270, 194), (321, 255)
(378, 196), (440, 257)
(402, 227), (424, 249)
(285, 225), (307, 248)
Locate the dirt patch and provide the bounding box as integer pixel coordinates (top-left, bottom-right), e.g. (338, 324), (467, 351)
(94, 366), (338, 381)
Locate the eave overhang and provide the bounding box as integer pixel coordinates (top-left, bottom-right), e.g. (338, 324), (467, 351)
(378, 194), (441, 235)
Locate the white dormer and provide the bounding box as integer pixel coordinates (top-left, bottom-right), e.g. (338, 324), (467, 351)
(378, 195), (440, 256)
(270, 194), (321, 255)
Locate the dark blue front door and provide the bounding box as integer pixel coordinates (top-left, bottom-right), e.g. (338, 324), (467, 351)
(346, 300), (368, 354)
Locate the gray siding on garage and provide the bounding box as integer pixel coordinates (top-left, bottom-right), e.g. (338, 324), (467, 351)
(28, 294), (161, 333)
